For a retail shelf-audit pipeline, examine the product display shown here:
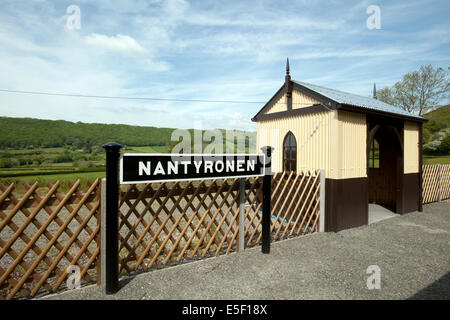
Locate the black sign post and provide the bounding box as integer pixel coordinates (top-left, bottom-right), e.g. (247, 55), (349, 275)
(261, 146), (273, 254)
(102, 142), (122, 294)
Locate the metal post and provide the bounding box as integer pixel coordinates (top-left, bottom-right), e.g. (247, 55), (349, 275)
(102, 142), (122, 294)
(319, 169), (326, 232)
(260, 146), (273, 254)
(238, 178), (245, 253)
(100, 178), (106, 287)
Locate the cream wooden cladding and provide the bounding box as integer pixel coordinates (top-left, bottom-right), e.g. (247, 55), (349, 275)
(266, 93), (287, 114)
(265, 89), (321, 114)
(258, 93), (421, 179)
(292, 89), (320, 110)
(404, 121), (420, 174)
(257, 110), (368, 179)
(336, 111), (367, 179)
(257, 111), (333, 177)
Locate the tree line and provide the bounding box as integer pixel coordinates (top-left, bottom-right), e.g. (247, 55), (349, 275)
(0, 117), (175, 149)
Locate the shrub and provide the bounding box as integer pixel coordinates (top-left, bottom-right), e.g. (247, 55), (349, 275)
(53, 151), (73, 163)
(0, 158), (12, 168)
(426, 120), (446, 133)
(439, 135), (450, 154)
(422, 127), (432, 144)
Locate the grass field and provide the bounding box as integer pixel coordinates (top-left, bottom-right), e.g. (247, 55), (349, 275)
(423, 154), (450, 164)
(123, 146), (169, 153)
(0, 171), (105, 193)
(0, 145), (169, 187)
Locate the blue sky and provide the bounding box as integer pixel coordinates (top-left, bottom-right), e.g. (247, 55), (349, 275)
(0, 0), (449, 131)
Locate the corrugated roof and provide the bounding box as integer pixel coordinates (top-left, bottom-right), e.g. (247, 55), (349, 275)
(293, 80), (424, 120)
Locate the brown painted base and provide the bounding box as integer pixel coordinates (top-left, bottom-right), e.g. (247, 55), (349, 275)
(325, 177), (368, 232)
(325, 173), (420, 232)
(400, 173), (420, 214)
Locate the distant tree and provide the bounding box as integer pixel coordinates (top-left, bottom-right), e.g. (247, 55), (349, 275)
(422, 127), (432, 144)
(53, 151), (73, 163)
(378, 65), (450, 115)
(426, 119), (447, 133)
(377, 87), (396, 106)
(439, 135), (450, 154)
(0, 158), (12, 168)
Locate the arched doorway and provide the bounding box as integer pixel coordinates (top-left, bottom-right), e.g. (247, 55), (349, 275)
(367, 124), (403, 213)
(283, 131), (297, 172)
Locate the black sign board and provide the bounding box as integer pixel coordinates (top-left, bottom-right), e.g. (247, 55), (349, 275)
(120, 153), (266, 184)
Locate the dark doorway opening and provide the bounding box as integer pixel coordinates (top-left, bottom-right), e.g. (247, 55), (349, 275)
(367, 123), (403, 213)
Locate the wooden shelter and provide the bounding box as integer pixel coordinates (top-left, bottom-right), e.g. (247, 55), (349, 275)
(252, 59), (426, 232)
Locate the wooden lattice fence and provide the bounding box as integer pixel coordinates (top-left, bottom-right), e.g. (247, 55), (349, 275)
(0, 179), (101, 300)
(0, 170), (321, 299)
(270, 171), (321, 241)
(116, 170), (321, 276)
(422, 164), (450, 204)
(117, 178), (245, 274)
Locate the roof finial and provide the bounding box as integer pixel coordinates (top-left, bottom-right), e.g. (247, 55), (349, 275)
(373, 82), (377, 99)
(286, 57), (290, 75)
(285, 58), (292, 110)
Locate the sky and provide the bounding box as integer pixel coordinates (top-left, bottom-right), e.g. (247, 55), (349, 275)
(0, 0), (449, 131)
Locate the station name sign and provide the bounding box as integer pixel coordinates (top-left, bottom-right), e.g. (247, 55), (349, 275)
(120, 153), (266, 184)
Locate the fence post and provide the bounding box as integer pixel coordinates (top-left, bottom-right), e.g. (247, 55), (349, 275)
(100, 178), (106, 287)
(260, 146), (273, 254)
(319, 169), (326, 232)
(238, 178), (245, 253)
(102, 142), (122, 294)
(438, 164), (442, 202)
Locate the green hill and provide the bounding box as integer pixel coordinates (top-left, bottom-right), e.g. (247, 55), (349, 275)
(0, 116), (256, 151)
(422, 104), (450, 154)
(0, 117), (176, 149)
(0, 116), (257, 182)
(423, 104), (450, 125)
(423, 104), (450, 132)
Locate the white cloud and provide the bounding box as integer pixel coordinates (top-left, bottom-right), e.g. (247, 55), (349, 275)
(223, 112), (255, 131)
(140, 58), (171, 72)
(292, 47), (405, 60)
(84, 33), (147, 54)
(0, 0), (448, 130)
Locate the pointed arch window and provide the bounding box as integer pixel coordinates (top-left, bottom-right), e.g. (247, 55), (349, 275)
(283, 132), (297, 172)
(369, 139), (380, 169)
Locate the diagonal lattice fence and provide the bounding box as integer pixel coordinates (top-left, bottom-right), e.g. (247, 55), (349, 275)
(0, 179), (101, 300)
(117, 170), (321, 276)
(0, 170), (321, 299)
(269, 171), (321, 242)
(422, 164), (450, 204)
(118, 178), (245, 274)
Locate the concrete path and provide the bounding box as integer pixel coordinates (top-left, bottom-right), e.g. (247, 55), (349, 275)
(41, 201), (450, 300)
(368, 203), (398, 224)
